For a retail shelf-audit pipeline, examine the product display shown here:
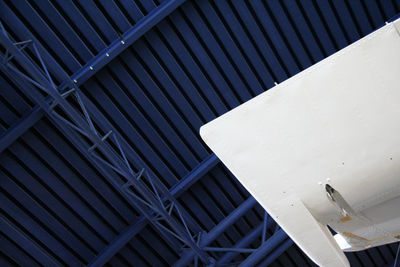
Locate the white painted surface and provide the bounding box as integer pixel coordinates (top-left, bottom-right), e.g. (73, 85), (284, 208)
(200, 19), (400, 266)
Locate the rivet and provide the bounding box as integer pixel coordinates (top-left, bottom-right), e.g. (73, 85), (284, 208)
(121, 40), (125, 44)
(274, 82), (278, 86)
(106, 53), (110, 57)
(73, 79), (77, 83)
(90, 66), (93, 70)
(318, 181), (323, 185)
(326, 178), (331, 182)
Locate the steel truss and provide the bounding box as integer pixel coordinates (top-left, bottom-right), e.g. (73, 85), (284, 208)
(0, 22), (209, 263)
(0, 22), (292, 266)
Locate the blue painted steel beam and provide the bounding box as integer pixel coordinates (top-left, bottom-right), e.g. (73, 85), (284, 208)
(239, 229), (289, 267)
(169, 154), (219, 196)
(0, 105), (43, 153)
(258, 238), (294, 267)
(173, 197), (258, 267)
(216, 219), (277, 266)
(61, 0), (187, 88)
(0, 27), (209, 263)
(0, 0), (186, 152)
(89, 153), (219, 267)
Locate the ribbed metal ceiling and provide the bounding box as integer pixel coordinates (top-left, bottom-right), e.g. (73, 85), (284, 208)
(1, 0), (399, 266)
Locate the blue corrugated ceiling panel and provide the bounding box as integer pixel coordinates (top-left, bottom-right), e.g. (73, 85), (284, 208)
(1, 0), (400, 266)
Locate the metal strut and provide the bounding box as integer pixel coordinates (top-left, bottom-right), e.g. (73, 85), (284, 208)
(0, 22), (210, 263)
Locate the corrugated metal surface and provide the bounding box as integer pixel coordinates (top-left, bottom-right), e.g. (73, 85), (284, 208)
(1, 0), (400, 266)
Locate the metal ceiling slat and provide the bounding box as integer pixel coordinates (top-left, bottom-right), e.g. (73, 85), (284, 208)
(0, 2), (69, 81)
(378, 246), (396, 264)
(241, 0), (299, 77)
(132, 39), (208, 135)
(96, 1), (132, 33)
(182, 2), (253, 103)
(208, 168), (261, 231)
(264, 1), (312, 69)
(167, 12), (240, 109)
(200, 187), (250, 247)
(7, 1), (81, 71)
(213, 1), (278, 88)
(53, 0), (107, 53)
(1, 145), (114, 248)
(0, 101), (19, 128)
(136, 227), (179, 264)
(0, 173), (96, 261)
(280, 0), (325, 62)
(0, 102), (126, 244)
(2, 1), (400, 266)
(368, 247), (386, 266)
(31, 0), (94, 63)
(155, 20), (229, 115)
(196, 0), (267, 96)
(138, 0), (158, 13)
(118, 0), (145, 23)
(76, 0), (119, 44)
(364, 0), (386, 28)
(10, 140), (117, 243)
(296, 0), (337, 56)
(108, 254), (131, 267)
(115, 50), (208, 161)
(312, 0), (349, 50)
(118, 244), (148, 267)
(380, 0), (398, 19)
(131, 233), (169, 266)
(354, 250), (375, 267)
(81, 79), (182, 185)
(0, 229), (41, 267)
(119, 240), (155, 266)
(0, 192), (81, 265)
(0, 75), (33, 115)
(346, 0), (374, 36)
(34, 119), (135, 225)
(103, 60), (199, 170)
(25, 126), (127, 233)
(185, 181), (237, 247)
(329, 0), (362, 43)
(143, 31), (217, 122)
(95, 67), (196, 173)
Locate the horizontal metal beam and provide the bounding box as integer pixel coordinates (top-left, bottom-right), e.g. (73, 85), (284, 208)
(173, 197), (258, 267)
(0, 0), (186, 152)
(0, 106), (43, 153)
(239, 229), (288, 267)
(89, 154), (219, 266)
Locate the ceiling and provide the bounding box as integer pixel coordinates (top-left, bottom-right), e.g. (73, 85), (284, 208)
(0, 0), (399, 266)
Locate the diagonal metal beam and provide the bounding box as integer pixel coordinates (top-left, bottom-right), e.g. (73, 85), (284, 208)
(173, 197), (258, 267)
(0, 0), (186, 152)
(239, 229), (289, 267)
(64, 0), (187, 87)
(89, 154), (219, 267)
(0, 105), (43, 153)
(258, 238), (293, 267)
(0, 26), (210, 262)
